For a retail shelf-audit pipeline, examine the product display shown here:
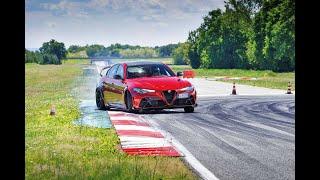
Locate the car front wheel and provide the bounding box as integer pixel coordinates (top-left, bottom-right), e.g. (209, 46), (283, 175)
(125, 91), (135, 113)
(184, 106), (194, 113)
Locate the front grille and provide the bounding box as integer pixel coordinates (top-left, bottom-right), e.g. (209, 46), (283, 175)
(173, 95), (195, 106)
(174, 98), (190, 106)
(163, 90), (176, 104)
(173, 98), (194, 106)
(139, 98), (166, 108)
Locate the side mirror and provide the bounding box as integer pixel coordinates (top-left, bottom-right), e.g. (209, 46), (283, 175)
(177, 71), (183, 77)
(113, 74), (122, 80)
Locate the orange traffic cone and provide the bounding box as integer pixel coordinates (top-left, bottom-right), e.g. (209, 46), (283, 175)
(50, 105), (56, 115)
(231, 82), (237, 95)
(286, 82), (292, 94)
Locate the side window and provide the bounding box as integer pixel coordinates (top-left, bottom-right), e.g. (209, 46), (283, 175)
(106, 67), (113, 78)
(115, 65), (124, 79)
(107, 65), (119, 78)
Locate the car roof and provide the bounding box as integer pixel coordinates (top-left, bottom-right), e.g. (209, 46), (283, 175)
(123, 61), (163, 66)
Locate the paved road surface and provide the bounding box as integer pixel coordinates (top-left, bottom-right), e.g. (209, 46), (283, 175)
(91, 60), (295, 179)
(141, 95), (295, 180)
(186, 78), (289, 96)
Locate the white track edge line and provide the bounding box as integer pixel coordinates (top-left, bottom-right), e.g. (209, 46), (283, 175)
(148, 120), (219, 180)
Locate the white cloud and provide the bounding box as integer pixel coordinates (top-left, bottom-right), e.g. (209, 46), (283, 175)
(41, 0), (89, 18)
(151, 22), (169, 27)
(41, 0), (72, 11)
(39, 0), (225, 22)
(46, 22), (57, 28)
(88, 0), (165, 10)
(26, 0), (226, 48)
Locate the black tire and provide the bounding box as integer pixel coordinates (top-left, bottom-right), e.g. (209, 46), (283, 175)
(184, 106), (194, 113)
(125, 91), (136, 113)
(96, 89), (107, 110)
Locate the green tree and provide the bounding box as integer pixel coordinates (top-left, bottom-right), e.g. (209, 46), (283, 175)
(187, 30), (201, 69)
(25, 49), (44, 64)
(257, 0), (295, 72)
(185, 0), (294, 72)
(110, 49), (120, 57)
(116, 46), (158, 58)
(157, 44), (179, 57)
(68, 45), (82, 53)
(39, 53), (60, 65)
(25, 49), (37, 63)
(86, 44), (108, 57)
(173, 43), (190, 65)
(39, 39), (67, 62)
(35, 51), (44, 63)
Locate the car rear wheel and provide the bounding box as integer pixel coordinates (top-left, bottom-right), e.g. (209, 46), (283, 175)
(184, 106), (194, 113)
(96, 89), (108, 110)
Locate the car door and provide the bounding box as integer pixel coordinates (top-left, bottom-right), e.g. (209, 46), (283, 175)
(103, 64), (119, 105)
(112, 64), (126, 108)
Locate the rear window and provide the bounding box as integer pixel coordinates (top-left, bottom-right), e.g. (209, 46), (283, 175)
(126, 64), (175, 79)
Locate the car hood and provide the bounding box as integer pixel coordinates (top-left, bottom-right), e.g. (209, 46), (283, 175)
(126, 76), (192, 90)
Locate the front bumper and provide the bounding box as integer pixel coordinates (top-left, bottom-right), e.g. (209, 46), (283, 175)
(131, 90), (197, 110)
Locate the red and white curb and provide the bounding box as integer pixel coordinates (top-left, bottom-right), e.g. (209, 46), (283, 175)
(107, 111), (182, 156)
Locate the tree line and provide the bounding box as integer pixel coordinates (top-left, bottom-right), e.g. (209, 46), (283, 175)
(25, 41), (179, 64)
(173, 0), (295, 72)
(68, 43), (178, 59)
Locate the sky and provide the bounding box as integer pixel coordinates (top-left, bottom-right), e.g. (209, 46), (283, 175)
(25, 0), (225, 48)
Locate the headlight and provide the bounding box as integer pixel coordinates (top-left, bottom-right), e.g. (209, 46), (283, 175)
(133, 88), (155, 94)
(180, 86), (194, 92)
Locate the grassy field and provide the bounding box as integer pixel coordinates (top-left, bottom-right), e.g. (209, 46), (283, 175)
(66, 50), (88, 58)
(170, 65), (295, 90)
(25, 59), (196, 179)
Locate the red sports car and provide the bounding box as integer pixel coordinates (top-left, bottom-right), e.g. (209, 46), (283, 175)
(95, 61), (197, 113)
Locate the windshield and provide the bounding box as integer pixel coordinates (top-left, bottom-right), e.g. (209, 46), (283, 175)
(126, 64), (175, 79)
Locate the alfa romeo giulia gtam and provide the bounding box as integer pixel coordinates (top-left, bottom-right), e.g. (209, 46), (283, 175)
(95, 61), (197, 113)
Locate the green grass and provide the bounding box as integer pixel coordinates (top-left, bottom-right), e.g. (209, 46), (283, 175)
(61, 59), (90, 65)
(25, 59), (196, 179)
(170, 65), (295, 90)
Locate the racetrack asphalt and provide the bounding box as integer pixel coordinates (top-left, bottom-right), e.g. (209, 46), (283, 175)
(140, 95), (295, 180)
(91, 60), (295, 179)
